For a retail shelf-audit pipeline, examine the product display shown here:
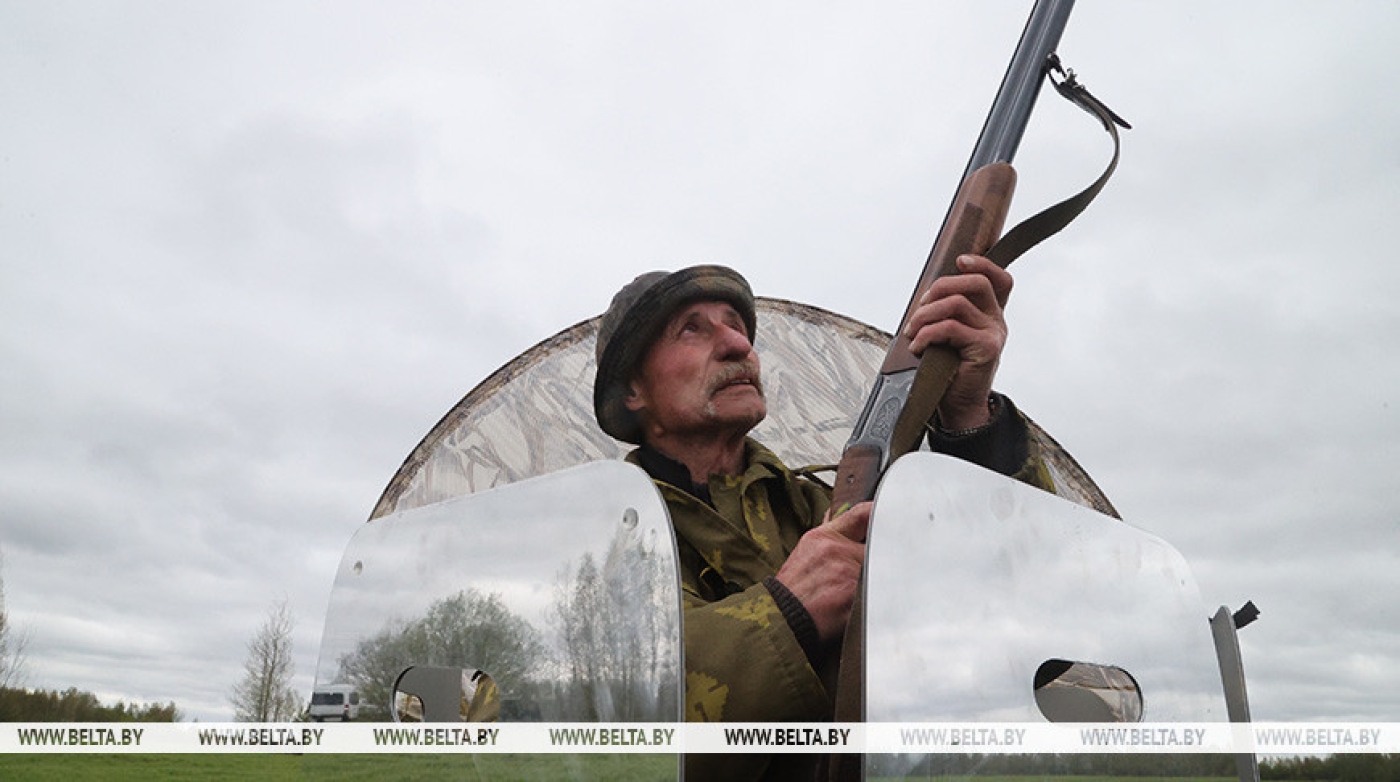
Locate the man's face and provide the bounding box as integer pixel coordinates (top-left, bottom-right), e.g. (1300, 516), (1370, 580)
(625, 300), (766, 441)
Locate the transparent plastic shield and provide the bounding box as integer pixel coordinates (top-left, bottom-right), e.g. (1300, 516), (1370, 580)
(314, 460), (683, 729)
(865, 454), (1227, 777)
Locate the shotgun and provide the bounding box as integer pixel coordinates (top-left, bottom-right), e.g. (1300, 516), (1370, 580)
(831, 0), (1079, 514)
(824, 0), (1129, 762)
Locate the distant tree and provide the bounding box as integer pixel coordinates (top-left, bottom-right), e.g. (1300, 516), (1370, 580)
(0, 548), (29, 689)
(229, 598), (301, 721)
(551, 541), (677, 721)
(1262, 753), (1332, 780)
(1331, 753), (1400, 782)
(336, 589), (543, 721)
(0, 686), (181, 722)
(1262, 753), (1400, 782)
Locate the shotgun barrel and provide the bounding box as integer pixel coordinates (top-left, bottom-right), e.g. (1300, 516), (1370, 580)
(831, 0), (1076, 513)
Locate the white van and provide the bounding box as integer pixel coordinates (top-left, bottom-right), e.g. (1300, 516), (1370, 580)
(308, 684), (360, 722)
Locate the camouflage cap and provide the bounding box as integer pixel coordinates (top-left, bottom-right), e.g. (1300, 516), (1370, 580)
(593, 265), (757, 444)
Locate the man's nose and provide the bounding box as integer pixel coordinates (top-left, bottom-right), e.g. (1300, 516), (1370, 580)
(715, 323), (754, 358)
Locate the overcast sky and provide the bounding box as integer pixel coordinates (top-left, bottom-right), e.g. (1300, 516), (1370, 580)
(2, 1), (1397, 723)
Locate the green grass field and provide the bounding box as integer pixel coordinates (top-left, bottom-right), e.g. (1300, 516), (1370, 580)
(0, 754), (305, 781)
(0, 753), (681, 781)
(0, 754), (1245, 782)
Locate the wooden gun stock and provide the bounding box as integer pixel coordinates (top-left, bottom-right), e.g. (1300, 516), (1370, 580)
(830, 444), (882, 516)
(886, 163), (1018, 375)
(830, 162), (1017, 514)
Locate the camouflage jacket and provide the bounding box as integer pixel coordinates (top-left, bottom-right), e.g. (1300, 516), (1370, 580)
(626, 393), (1053, 780)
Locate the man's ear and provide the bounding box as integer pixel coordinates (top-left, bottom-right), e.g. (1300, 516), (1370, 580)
(623, 380), (646, 413)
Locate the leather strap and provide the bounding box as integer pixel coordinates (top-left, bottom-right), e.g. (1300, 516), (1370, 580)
(986, 54), (1131, 270)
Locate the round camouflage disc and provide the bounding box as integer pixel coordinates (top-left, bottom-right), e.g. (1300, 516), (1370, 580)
(370, 298), (1117, 521)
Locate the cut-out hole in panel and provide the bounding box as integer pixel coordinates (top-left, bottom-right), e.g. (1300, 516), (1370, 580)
(393, 666), (500, 722)
(1033, 658), (1143, 723)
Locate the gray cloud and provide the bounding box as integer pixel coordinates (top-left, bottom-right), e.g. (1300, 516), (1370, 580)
(2, 1), (1396, 722)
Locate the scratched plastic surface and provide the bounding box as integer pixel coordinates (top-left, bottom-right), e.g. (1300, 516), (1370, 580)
(310, 461), (682, 779)
(317, 461), (681, 721)
(864, 453), (1227, 778)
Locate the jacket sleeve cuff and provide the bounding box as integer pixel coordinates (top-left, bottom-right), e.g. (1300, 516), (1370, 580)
(763, 576), (825, 669)
(927, 392), (1030, 477)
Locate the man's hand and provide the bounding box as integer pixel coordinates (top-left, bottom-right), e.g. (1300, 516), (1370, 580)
(773, 501), (871, 644)
(904, 254), (1013, 431)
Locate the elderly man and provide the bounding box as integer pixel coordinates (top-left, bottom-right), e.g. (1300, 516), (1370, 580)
(592, 260), (1050, 779)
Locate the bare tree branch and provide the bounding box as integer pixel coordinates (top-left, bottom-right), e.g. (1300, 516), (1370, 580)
(229, 598), (300, 721)
(0, 549), (29, 690)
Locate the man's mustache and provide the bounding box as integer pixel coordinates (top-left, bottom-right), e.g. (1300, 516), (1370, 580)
(707, 361), (764, 397)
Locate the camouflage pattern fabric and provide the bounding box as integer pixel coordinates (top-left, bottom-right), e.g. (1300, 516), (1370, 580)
(629, 439), (831, 781)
